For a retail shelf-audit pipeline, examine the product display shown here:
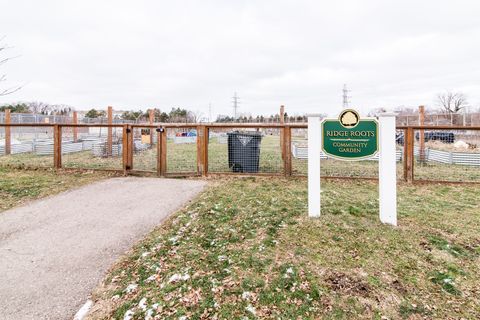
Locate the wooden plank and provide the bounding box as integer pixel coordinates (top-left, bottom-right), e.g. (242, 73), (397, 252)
(160, 129), (167, 176)
(196, 125), (204, 175)
(122, 125), (128, 173)
(4, 109), (11, 155)
(157, 130), (162, 176)
(280, 105), (285, 160)
(203, 127), (209, 176)
(405, 127), (414, 182)
(127, 125), (133, 170)
(107, 106), (113, 156)
(283, 125), (292, 176)
(53, 125), (62, 169)
(72, 111), (78, 142)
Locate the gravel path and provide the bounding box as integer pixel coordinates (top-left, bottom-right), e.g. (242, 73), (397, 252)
(0, 177), (207, 320)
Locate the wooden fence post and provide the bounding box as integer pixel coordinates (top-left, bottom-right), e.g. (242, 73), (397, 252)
(107, 106), (113, 156)
(54, 124), (62, 169)
(419, 106), (425, 162)
(122, 125), (129, 173)
(72, 111), (78, 142)
(203, 127), (209, 176)
(127, 125), (133, 171)
(5, 109), (11, 155)
(196, 125), (205, 175)
(160, 128), (167, 176)
(404, 127), (414, 182)
(283, 125), (292, 176)
(280, 105), (285, 161)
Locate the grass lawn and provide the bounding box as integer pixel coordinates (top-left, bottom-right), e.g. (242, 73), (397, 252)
(86, 178), (480, 319)
(0, 168), (112, 212)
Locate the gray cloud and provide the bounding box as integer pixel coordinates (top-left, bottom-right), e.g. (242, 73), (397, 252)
(1, 0), (479, 117)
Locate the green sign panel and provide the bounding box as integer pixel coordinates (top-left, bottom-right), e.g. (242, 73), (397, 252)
(322, 110), (378, 160)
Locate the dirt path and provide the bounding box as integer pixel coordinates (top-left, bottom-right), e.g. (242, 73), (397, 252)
(0, 177), (207, 320)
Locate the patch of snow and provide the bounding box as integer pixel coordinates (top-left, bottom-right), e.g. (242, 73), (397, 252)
(168, 273), (190, 283)
(138, 297), (148, 311)
(124, 309), (134, 320)
(246, 304), (256, 315)
(124, 283), (138, 294)
(241, 291), (252, 300)
(145, 309), (154, 320)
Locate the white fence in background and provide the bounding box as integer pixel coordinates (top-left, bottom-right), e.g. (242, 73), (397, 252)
(291, 143), (480, 166)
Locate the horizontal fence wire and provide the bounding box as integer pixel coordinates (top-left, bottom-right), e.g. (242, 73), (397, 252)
(0, 125), (54, 169)
(207, 127), (283, 174)
(61, 126), (123, 170)
(413, 128), (480, 182)
(166, 127), (198, 174)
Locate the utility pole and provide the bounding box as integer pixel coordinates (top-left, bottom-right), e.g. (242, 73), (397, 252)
(232, 92), (240, 120)
(342, 84), (351, 109)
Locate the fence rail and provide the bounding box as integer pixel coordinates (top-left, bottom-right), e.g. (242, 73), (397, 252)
(1, 122), (479, 183)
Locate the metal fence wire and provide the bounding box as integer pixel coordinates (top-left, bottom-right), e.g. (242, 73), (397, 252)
(60, 125), (123, 170)
(413, 128), (480, 182)
(131, 127), (158, 172)
(0, 126), (54, 168)
(1, 122), (479, 183)
(207, 127), (283, 174)
(166, 127), (198, 174)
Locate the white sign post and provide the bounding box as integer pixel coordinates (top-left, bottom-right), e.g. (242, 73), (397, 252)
(308, 115), (321, 218)
(379, 113), (397, 226)
(307, 111), (397, 226)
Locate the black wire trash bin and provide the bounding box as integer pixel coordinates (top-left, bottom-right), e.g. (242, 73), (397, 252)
(227, 131), (263, 173)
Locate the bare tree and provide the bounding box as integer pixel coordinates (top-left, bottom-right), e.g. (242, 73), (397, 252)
(437, 91), (468, 114)
(0, 36), (21, 96)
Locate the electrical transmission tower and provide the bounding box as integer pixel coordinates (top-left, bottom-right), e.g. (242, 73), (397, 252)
(342, 84), (351, 109)
(232, 92), (240, 120)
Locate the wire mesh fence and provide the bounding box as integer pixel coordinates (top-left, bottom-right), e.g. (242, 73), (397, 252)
(413, 128), (480, 182)
(131, 127), (158, 172)
(207, 127), (283, 174)
(0, 125), (54, 168)
(1, 121), (479, 184)
(166, 127), (198, 174)
(61, 125), (124, 170)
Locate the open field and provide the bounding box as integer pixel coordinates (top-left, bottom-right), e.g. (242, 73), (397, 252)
(86, 178), (480, 320)
(1, 135), (479, 181)
(0, 168), (112, 212)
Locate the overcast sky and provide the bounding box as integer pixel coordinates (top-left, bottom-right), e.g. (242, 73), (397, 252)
(1, 0), (480, 117)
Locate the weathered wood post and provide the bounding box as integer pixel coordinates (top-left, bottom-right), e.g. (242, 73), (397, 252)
(53, 124), (62, 169)
(107, 106), (113, 156)
(419, 105), (425, 162)
(196, 125), (206, 176)
(283, 125), (292, 176)
(379, 113), (397, 226)
(5, 109), (11, 155)
(159, 127), (167, 177)
(280, 105), (285, 161)
(72, 111), (78, 142)
(307, 114), (321, 218)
